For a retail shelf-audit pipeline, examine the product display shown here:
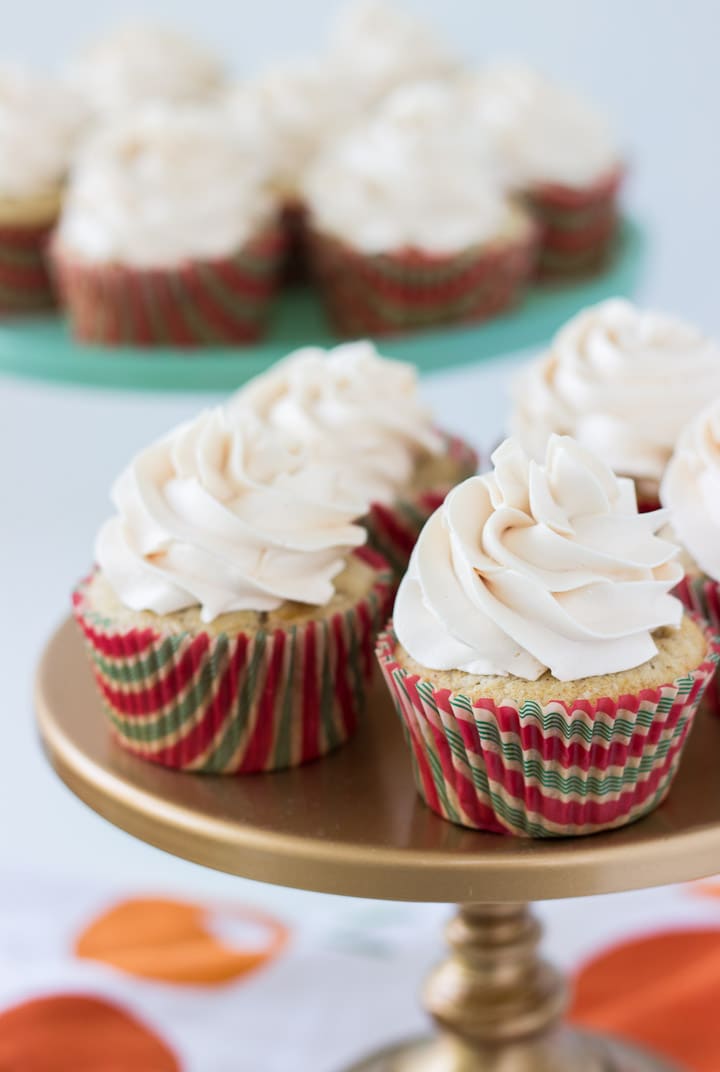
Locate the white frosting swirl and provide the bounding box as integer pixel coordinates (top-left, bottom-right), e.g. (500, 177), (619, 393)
(56, 107), (276, 267)
(226, 60), (359, 197)
(464, 62), (620, 188)
(97, 407), (368, 622)
(68, 24), (227, 117)
(0, 65), (87, 200)
(661, 399), (720, 582)
(329, 0), (462, 107)
(228, 340), (443, 505)
(511, 299), (720, 483)
(395, 435), (683, 682)
(303, 81), (525, 253)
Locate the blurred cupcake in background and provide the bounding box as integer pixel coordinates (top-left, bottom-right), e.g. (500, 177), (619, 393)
(377, 435), (718, 836)
(73, 406), (393, 772)
(465, 63), (623, 276)
(52, 106), (285, 346)
(510, 299), (720, 510)
(302, 81), (537, 337)
(0, 65), (86, 316)
(67, 23), (227, 119)
(225, 60), (358, 280)
(662, 398), (720, 710)
(228, 340), (478, 577)
(328, 0), (463, 110)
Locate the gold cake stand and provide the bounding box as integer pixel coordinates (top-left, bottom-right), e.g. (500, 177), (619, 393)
(36, 619), (720, 1071)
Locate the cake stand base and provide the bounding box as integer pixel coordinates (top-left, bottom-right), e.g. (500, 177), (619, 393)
(346, 1031), (675, 1072)
(345, 904), (676, 1072)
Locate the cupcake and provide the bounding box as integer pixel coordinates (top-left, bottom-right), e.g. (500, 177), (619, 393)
(378, 435), (718, 836)
(228, 340), (478, 576)
(0, 65), (86, 316)
(67, 23), (227, 118)
(302, 82), (537, 337)
(464, 63), (623, 276)
(328, 0), (463, 110)
(52, 107), (285, 347)
(225, 60), (359, 280)
(510, 299), (720, 511)
(73, 407), (393, 773)
(661, 398), (720, 710)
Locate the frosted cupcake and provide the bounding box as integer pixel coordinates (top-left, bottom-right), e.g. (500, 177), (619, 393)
(0, 65), (86, 315)
(303, 82), (537, 336)
(328, 0), (462, 110)
(228, 341), (478, 576)
(377, 435), (718, 836)
(225, 60), (358, 279)
(52, 107), (284, 346)
(465, 63), (622, 276)
(73, 407), (393, 773)
(510, 299), (720, 511)
(662, 398), (720, 710)
(68, 23), (227, 118)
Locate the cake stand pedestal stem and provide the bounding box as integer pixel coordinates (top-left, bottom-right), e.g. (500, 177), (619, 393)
(347, 903), (676, 1072)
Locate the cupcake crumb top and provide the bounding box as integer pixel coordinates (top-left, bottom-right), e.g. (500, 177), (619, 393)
(83, 553), (381, 637)
(394, 614), (708, 704)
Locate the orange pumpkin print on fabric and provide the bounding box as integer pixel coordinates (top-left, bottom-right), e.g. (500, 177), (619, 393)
(570, 928), (720, 1072)
(0, 994), (179, 1071)
(75, 897), (289, 985)
(691, 880), (720, 900)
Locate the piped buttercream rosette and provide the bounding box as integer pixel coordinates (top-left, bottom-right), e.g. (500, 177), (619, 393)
(378, 435), (718, 836)
(74, 406), (394, 772)
(228, 340), (478, 576)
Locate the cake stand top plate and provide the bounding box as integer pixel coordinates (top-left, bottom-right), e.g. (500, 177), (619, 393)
(36, 618), (720, 903)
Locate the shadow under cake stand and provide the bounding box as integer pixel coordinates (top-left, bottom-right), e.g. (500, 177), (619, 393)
(35, 618), (720, 1072)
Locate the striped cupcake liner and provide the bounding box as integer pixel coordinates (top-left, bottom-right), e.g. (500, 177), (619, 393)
(73, 547), (393, 774)
(0, 219), (57, 316)
(529, 167), (623, 278)
(376, 621), (720, 837)
(363, 433), (478, 580)
(307, 227), (538, 338)
(52, 224), (286, 347)
(675, 575), (720, 713)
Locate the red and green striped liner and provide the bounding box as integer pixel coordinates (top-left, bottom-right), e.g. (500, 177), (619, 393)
(675, 575), (720, 713)
(52, 224), (286, 347)
(0, 219), (57, 316)
(529, 166), (624, 279)
(364, 433), (478, 579)
(376, 620), (719, 837)
(73, 547), (393, 774)
(307, 225), (538, 338)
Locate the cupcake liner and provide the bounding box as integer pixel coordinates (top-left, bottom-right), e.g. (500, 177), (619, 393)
(52, 224), (286, 347)
(0, 220), (57, 315)
(307, 227), (538, 338)
(529, 167), (623, 279)
(634, 481), (661, 514)
(73, 547), (393, 774)
(363, 433), (479, 579)
(280, 200), (309, 283)
(675, 576), (720, 713)
(376, 620), (720, 837)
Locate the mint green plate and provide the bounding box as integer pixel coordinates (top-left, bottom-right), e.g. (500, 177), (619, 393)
(0, 219), (645, 392)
